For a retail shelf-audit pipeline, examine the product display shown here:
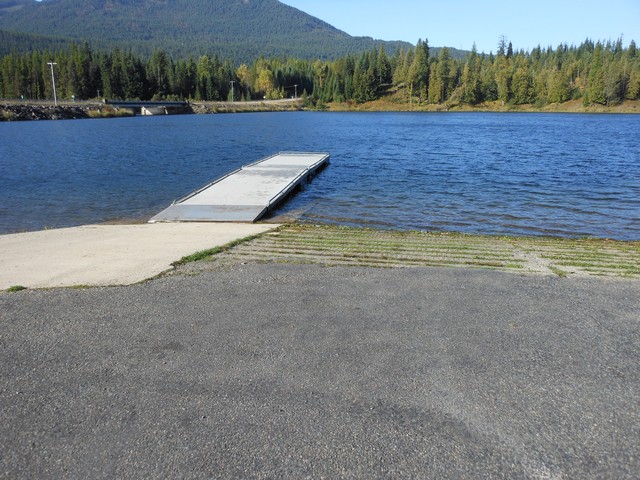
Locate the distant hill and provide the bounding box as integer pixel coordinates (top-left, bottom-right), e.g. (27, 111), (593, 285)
(0, 0), (413, 61)
(0, 29), (72, 53)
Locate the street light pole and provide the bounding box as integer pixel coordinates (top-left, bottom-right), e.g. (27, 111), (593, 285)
(47, 61), (58, 106)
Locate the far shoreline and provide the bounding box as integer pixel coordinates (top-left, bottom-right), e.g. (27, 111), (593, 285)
(2, 98), (640, 121)
(324, 98), (640, 115)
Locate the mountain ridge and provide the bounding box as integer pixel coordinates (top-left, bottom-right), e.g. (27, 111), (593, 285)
(0, 0), (414, 61)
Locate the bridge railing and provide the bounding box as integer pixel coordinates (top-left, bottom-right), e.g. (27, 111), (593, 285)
(104, 100), (189, 108)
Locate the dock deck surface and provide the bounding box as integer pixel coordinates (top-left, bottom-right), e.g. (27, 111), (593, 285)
(150, 152), (329, 223)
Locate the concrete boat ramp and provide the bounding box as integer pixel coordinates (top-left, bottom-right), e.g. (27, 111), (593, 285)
(0, 152), (329, 289)
(150, 152), (330, 223)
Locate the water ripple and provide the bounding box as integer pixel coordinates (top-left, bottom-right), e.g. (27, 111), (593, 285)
(1, 112), (639, 240)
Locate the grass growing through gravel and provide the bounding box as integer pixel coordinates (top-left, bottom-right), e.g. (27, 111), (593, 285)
(171, 232), (267, 266)
(184, 223), (640, 279)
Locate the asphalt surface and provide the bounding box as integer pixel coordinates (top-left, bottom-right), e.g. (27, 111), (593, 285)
(1, 264), (639, 479)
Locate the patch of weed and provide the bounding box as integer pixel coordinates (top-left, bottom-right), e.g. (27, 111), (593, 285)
(172, 232), (266, 266)
(6, 285), (27, 292)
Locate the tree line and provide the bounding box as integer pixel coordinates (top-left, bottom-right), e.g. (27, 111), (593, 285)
(1, 38), (638, 107)
(312, 37), (640, 107)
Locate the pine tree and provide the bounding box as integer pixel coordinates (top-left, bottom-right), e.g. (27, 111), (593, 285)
(410, 39), (430, 101)
(547, 68), (571, 103)
(604, 57), (625, 105)
(507, 41), (514, 59)
(586, 43), (606, 104)
(497, 35), (508, 57)
(376, 45), (392, 85)
(147, 49), (171, 99)
(437, 48), (455, 101)
(495, 55), (512, 104)
(479, 55), (498, 101)
(461, 44), (481, 104)
(627, 66), (640, 99)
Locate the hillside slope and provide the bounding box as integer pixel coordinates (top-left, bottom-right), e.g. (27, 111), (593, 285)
(0, 0), (411, 60)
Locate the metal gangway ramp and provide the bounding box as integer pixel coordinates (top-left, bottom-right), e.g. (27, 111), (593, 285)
(149, 152), (330, 223)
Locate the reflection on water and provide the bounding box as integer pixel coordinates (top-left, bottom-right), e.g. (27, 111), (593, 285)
(1, 112), (639, 239)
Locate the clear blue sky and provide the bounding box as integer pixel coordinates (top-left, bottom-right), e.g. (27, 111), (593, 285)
(280, 0), (640, 53)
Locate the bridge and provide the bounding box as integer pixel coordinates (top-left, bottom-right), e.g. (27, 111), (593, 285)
(104, 100), (191, 116)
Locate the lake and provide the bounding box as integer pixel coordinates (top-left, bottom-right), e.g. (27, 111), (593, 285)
(1, 111), (639, 240)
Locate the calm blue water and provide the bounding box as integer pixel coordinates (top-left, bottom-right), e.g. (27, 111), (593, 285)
(1, 112), (639, 239)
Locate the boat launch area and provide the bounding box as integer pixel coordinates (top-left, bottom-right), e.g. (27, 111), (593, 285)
(150, 152), (330, 223)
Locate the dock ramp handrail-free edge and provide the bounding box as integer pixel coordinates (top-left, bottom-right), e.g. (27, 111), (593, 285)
(149, 152), (330, 223)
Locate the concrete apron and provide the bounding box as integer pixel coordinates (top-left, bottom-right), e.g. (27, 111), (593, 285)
(0, 223), (277, 289)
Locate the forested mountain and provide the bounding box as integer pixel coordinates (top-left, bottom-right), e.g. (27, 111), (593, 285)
(3, 1), (634, 109)
(0, 29), (71, 53)
(0, 0), (412, 61)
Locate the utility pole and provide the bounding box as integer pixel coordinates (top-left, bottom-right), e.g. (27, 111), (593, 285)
(229, 80), (235, 102)
(47, 61), (58, 106)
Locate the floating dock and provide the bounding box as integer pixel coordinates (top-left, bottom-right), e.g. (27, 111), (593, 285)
(149, 152), (330, 223)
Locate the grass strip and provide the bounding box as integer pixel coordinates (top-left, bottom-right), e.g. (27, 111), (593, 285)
(187, 223), (639, 279)
(171, 232), (266, 266)
(239, 242), (521, 263)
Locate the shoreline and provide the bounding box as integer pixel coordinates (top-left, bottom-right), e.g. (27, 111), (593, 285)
(325, 98), (640, 114)
(0, 99), (303, 121)
(174, 223), (640, 280)
(2, 98), (639, 121)
(2, 222), (638, 291)
(3, 214), (638, 243)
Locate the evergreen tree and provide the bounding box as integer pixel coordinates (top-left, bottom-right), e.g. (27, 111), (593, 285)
(586, 43), (606, 104)
(436, 48), (454, 101)
(427, 70), (442, 103)
(376, 45), (392, 85)
(351, 54), (376, 103)
(534, 69), (548, 103)
(147, 49), (171, 99)
(461, 44), (481, 104)
(511, 61), (532, 104)
(507, 41), (514, 58)
(547, 68), (571, 103)
(497, 35), (508, 57)
(409, 39), (430, 101)
(495, 55), (512, 104)
(479, 55), (498, 101)
(98, 53), (113, 99)
(627, 66), (640, 100)
(1, 37), (637, 107)
(603, 56), (625, 105)
(28, 51), (45, 99)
